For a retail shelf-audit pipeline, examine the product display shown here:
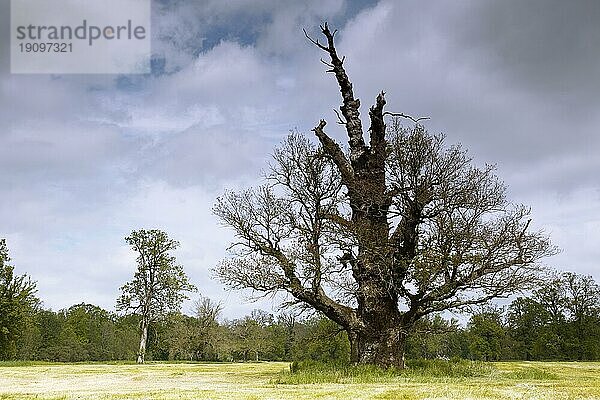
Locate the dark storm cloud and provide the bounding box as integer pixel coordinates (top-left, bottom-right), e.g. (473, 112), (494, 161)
(442, 0), (600, 185)
(329, 0), (599, 196)
(459, 0), (600, 109)
(452, 1), (600, 191)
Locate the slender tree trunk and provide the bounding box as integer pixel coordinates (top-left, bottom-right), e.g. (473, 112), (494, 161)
(348, 330), (359, 364)
(137, 318), (149, 364)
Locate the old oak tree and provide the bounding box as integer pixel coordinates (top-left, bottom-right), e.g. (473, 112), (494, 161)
(214, 24), (555, 368)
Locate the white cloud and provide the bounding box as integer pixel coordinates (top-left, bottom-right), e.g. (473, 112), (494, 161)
(521, 187), (600, 281)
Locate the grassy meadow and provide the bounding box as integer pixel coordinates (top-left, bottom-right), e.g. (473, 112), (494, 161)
(0, 360), (599, 399)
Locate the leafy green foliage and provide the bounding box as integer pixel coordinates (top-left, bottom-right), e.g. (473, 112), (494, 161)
(506, 271), (600, 361)
(467, 308), (508, 361)
(289, 317), (350, 364)
(405, 315), (468, 359)
(116, 230), (196, 321)
(0, 239), (38, 360)
(116, 229), (196, 362)
(23, 305), (138, 362)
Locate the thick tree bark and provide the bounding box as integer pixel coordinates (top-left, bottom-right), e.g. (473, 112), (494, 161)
(305, 24), (421, 368)
(351, 189), (407, 368)
(137, 318), (149, 364)
(354, 326), (407, 368)
(309, 23), (407, 368)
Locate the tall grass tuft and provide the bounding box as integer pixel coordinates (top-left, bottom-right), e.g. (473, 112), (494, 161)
(405, 358), (495, 378)
(502, 367), (560, 380)
(273, 358), (496, 384)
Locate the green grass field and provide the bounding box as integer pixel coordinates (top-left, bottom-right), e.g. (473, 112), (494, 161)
(1, 361), (599, 399)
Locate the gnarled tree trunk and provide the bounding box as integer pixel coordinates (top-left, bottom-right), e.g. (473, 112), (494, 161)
(355, 326), (407, 368)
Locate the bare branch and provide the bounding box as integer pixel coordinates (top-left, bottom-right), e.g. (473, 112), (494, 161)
(383, 111), (430, 123)
(303, 28), (329, 51)
(333, 108), (347, 125)
(215, 23), (557, 368)
(368, 91), (387, 157)
(320, 58), (334, 69)
(305, 22), (366, 162)
(312, 119), (354, 186)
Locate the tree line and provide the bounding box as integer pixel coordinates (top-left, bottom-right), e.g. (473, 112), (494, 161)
(1, 234), (599, 363)
(407, 270), (600, 361)
(1, 296), (352, 363)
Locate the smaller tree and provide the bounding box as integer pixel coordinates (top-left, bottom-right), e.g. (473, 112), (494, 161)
(544, 272), (600, 360)
(229, 311), (271, 361)
(405, 315), (464, 360)
(0, 239), (38, 360)
(193, 295), (223, 360)
(116, 229), (196, 363)
(467, 307), (507, 361)
(291, 316), (350, 364)
(506, 297), (550, 360)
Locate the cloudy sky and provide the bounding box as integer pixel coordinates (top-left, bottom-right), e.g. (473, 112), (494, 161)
(1, 0), (599, 319)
